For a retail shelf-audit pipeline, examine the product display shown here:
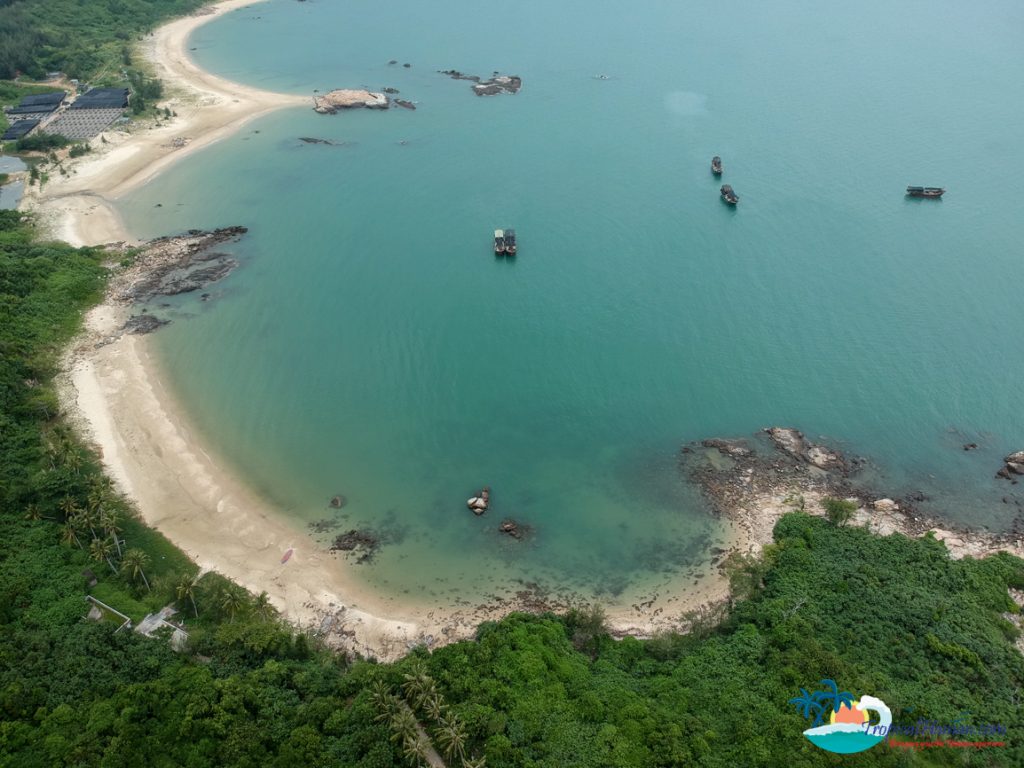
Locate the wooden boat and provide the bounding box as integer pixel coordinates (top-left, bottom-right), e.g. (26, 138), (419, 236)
(504, 228), (517, 255)
(494, 229), (506, 254)
(720, 184), (739, 205)
(906, 186), (945, 198)
(711, 156), (723, 175)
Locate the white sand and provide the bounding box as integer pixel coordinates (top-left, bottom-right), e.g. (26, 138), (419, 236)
(21, 0), (309, 247)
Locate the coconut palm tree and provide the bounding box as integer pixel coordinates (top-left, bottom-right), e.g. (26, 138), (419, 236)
(121, 548), (150, 591)
(219, 586), (246, 622)
(253, 590), (274, 621)
(390, 707), (418, 744)
(401, 733), (429, 768)
(23, 503), (43, 522)
(60, 518), (84, 550)
(813, 679), (856, 718)
(788, 688), (825, 726)
(424, 691), (446, 721)
(402, 662), (430, 705)
(176, 572), (202, 617)
(99, 509), (123, 557)
(89, 537), (117, 575)
(461, 757), (486, 768)
(58, 495), (80, 523)
(434, 711), (467, 761)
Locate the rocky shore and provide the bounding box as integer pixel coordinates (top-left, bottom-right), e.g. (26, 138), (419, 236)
(683, 427), (1024, 561)
(98, 226), (247, 336)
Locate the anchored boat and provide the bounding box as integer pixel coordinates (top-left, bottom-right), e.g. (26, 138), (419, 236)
(504, 228), (517, 255)
(906, 186), (945, 198)
(494, 229), (506, 255)
(720, 184), (739, 205)
(711, 156), (723, 175)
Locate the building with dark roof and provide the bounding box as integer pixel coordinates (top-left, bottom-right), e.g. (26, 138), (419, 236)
(70, 88), (129, 110)
(1, 119), (40, 141)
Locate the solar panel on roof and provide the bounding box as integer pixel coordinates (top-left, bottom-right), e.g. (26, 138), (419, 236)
(71, 88), (129, 109)
(7, 104), (59, 115)
(19, 92), (65, 107)
(1, 119), (40, 140)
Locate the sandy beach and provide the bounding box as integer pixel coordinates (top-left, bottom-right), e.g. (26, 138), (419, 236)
(21, 0), (308, 247)
(41, 0), (734, 658)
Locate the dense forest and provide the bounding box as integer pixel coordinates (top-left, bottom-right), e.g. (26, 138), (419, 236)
(1, 209), (1022, 766)
(0, 0), (205, 80)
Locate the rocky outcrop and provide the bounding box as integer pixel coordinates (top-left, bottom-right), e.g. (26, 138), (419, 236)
(330, 529), (380, 563)
(112, 227), (247, 305)
(313, 89), (388, 114)
(997, 451), (1024, 481)
(763, 427), (844, 470)
(122, 314), (168, 335)
(683, 429), (1024, 562)
(439, 70), (522, 96)
(467, 487), (490, 515)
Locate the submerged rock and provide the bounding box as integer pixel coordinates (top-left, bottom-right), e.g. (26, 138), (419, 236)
(122, 314), (168, 334)
(701, 438), (751, 458)
(439, 69), (522, 96)
(330, 529), (380, 563)
(329, 494), (347, 509)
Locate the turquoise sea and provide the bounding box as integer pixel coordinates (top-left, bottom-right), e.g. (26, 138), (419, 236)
(119, 0), (1024, 607)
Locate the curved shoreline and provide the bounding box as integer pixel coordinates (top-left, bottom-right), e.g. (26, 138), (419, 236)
(21, 0), (308, 247)
(45, 2), (734, 658)
(46, 3), (1024, 662)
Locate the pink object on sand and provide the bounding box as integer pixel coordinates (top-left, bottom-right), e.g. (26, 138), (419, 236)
(281, 548), (293, 564)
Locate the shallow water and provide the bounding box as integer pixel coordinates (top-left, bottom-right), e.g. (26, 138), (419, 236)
(120, 0), (1024, 607)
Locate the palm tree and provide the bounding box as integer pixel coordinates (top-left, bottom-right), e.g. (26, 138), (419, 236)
(369, 679), (392, 712)
(121, 548), (151, 590)
(390, 707), (418, 745)
(176, 572), (202, 617)
(89, 537), (117, 575)
(401, 733), (429, 768)
(60, 518), (84, 550)
(219, 586), (246, 622)
(435, 711), (467, 761)
(58, 496), (80, 523)
(813, 679), (856, 718)
(253, 590), (274, 621)
(788, 688), (825, 726)
(461, 757), (487, 768)
(424, 691), (446, 721)
(402, 662), (430, 705)
(99, 509), (123, 557)
(24, 503), (43, 522)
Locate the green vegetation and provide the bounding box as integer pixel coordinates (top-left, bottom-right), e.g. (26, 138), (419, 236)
(823, 496), (858, 526)
(0, 0), (206, 81)
(14, 132), (70, 152)
(0, 211), (1021, 764)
